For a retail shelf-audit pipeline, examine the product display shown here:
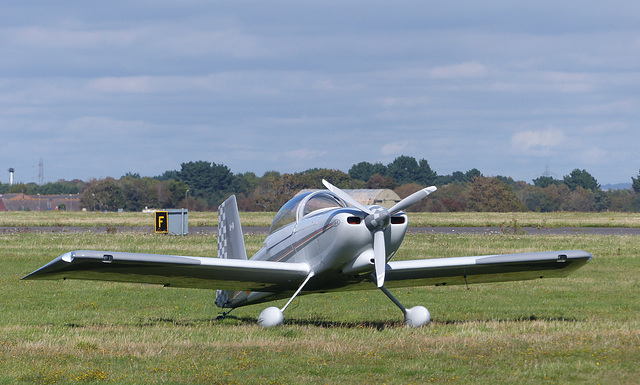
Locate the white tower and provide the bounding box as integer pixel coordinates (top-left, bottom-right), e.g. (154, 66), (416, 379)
(8, 168), (14, 185)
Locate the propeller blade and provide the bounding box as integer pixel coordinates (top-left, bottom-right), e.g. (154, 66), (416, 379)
(322, 179), (372, 214)
(373, 230), (386, 287)
(389, 186), (437, 214)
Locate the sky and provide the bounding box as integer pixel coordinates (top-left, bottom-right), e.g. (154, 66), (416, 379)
(1, 1), (639, 186)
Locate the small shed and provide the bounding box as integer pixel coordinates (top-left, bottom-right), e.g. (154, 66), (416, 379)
(296, 189), (400, 209)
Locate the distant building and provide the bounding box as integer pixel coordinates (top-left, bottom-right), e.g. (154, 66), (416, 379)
(0, 193), (81, 211)
(296, 189), (401, 209)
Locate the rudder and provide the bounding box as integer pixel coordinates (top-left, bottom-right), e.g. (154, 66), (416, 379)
(216, 195), (247, 308)
(217, 195), (247, 261)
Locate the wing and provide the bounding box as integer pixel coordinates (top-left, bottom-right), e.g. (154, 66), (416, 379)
(22, 250), (311, 292)
(383, 250), (592, 289)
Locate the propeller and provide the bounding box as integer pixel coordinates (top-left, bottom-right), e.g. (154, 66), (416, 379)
(322, 180), (437, 287)
(322, 180), (373, 214)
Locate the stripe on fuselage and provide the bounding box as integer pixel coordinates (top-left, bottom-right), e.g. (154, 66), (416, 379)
(269, 221), (337, 263)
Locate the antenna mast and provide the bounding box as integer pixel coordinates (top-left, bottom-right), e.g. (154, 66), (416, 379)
(38, 157), (44, 185)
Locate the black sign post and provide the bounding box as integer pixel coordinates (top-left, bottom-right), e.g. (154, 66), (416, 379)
(155, 211), (168, 233)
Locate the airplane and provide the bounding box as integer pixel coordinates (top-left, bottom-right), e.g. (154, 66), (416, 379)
(23, 180), (592, 327)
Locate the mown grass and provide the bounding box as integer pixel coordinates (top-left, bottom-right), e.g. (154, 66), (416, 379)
(1, 210), (640, 228)
(1, 228), (638, 384)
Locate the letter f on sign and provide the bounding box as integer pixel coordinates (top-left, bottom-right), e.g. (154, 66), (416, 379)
(155, 211), (168, 233)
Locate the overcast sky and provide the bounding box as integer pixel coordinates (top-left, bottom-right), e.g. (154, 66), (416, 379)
(2, 1), (639, 185)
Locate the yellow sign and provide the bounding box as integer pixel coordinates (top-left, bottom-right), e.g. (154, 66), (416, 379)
(155, 211), (168, 233)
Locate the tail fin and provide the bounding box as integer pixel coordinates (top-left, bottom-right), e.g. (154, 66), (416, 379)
(217, 195), (247, 261)
(216, 195), (247, 308)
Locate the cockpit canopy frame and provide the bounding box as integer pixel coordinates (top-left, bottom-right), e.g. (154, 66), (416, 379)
(269, 191), (347, 235)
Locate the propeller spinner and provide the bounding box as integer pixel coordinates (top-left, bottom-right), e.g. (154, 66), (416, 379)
(322, 180), (437, 287)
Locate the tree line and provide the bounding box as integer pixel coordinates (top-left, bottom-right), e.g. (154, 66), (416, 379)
(2, 156), (640, 212)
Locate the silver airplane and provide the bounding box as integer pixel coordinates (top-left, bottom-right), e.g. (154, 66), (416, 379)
(23, 180), (592, 327)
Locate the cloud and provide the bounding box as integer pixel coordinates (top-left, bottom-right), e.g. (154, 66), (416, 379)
(429, 62), (488, 79)
(284, 149), (327, 161)
(381, 141), (409, 155)
(578, 147), (609, 165)
(88, 77), (154, 94)
(511, 129), (566, 155)
(8, 25), (139, 49)
(1, 2), (639, 185)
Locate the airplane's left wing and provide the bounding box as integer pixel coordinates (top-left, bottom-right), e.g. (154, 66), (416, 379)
(383, 250), (592, 289)
(22, 250), (311, 293)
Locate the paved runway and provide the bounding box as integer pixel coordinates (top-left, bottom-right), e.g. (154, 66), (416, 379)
(407, 226), (640, 236)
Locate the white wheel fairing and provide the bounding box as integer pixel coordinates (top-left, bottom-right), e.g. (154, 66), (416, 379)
(258, 306), (284, 327)
(404, 306), (430, 327)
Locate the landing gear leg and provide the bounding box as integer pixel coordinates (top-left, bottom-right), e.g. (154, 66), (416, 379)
(216, 308), (235, 320)
(258, 272), (315, 327)
(379, 285), (430, 327)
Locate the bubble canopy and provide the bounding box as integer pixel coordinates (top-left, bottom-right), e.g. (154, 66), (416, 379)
(269, 191), (346, 234)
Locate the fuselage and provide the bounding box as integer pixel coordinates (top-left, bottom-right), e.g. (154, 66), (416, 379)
(222, 191), (409, 307)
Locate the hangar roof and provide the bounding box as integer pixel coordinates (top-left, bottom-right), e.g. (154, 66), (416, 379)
(296, 189), (400, 209)
(0, 193), (80, 211)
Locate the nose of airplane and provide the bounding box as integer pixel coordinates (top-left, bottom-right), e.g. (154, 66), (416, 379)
(322, 179), (437, 287)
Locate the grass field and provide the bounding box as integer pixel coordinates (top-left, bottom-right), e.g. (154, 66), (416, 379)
(1, 214), (639, 384)
(1, 210), (640, 228)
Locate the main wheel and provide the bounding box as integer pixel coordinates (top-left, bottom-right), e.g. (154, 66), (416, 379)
(404, 306), (430, 327)
(258, 307), (284, 327)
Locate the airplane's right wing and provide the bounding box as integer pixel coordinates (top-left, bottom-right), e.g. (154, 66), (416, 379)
(383, 250), (592, 289)
(22, 250), (311, 293)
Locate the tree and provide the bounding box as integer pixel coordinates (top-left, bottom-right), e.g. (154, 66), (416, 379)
(533, 175), (561, 188)
(608, 189), (637, 211)
(120, 176), (160, 211)
(465, 168), (482, 180)
(177, 161), (234, 206)
(155, 169), (179, 181)
(366, 173), (396, 189)
(541, 183), (572, 211)
(632, 170), (640, 194)
(563, 169), (600, 191)
(7, 183), (34, 194)
(232, 172), (260, 196)
(415, 159), (438, 186)
(467, 177), (526, 212)
(437, 171), (468, 185)
(431, 184), (468, 212)
(348, 161), (386, 182)
(386, 156), (418, 185)
(297, 168), (354, 189)
(567, 187), (596, 211)
(29, 181), (81, 195)
(395, 183), (430, 211)
(386, 156), (436, 186)
(80, 178), (125, 211)
(168, 180), (190, 208)
(496, 175), (516, 186)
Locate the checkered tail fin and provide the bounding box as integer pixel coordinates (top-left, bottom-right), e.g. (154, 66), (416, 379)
(216, 195), (247, 308)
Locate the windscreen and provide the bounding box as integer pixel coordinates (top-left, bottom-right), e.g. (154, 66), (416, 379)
(301, 194), (344, 217)
(269, 193), (308, 234)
